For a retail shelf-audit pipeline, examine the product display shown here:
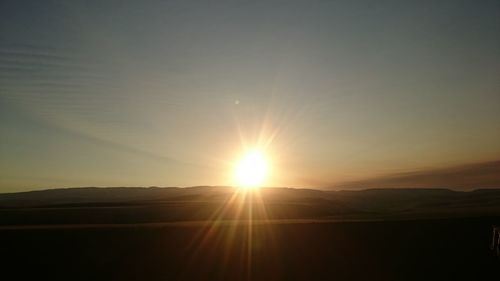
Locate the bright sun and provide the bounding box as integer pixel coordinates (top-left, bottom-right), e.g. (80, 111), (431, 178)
(235, 150), (269, 188)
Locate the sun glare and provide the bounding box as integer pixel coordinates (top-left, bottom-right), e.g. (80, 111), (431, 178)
(235, 150), (269, 188)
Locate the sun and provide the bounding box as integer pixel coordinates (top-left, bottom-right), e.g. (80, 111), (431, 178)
(234, 150), (269, 188)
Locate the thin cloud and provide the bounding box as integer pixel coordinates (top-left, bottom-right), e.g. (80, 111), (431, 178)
(335, 160), (500, 190)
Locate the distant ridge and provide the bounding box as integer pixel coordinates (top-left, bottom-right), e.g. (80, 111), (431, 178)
(0, 187), (500, 224)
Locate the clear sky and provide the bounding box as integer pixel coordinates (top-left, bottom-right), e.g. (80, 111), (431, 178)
(1, 0), (499, 192)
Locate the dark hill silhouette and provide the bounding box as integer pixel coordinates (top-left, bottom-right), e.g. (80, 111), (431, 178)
(2, 187), (500, 281)
(1, 187), (500, 225)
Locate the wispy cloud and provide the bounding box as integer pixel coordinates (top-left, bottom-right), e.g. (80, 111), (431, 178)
(335, 160), (500, 190)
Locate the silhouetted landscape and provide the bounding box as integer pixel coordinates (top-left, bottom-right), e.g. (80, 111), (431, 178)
(2, 0), (499, 280)
(1, 187), (499, 280)
(2, 187), (500, 223)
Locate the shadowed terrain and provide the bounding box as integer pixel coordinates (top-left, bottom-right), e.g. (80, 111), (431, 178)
(1, 187), (499, 280)
(1, 187), (500, 224)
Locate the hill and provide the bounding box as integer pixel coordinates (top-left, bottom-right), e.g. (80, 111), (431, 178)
(1, 187), (500, 226)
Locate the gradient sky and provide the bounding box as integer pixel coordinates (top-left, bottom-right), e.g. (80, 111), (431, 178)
(1, 0), (499, 192)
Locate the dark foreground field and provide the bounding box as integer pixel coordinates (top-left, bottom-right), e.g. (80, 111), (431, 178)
(1, 217), (499, 281)
(2, 187), (500, 280)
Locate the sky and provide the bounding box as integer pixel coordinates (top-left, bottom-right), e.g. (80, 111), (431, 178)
(1, 0), (499, 192)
